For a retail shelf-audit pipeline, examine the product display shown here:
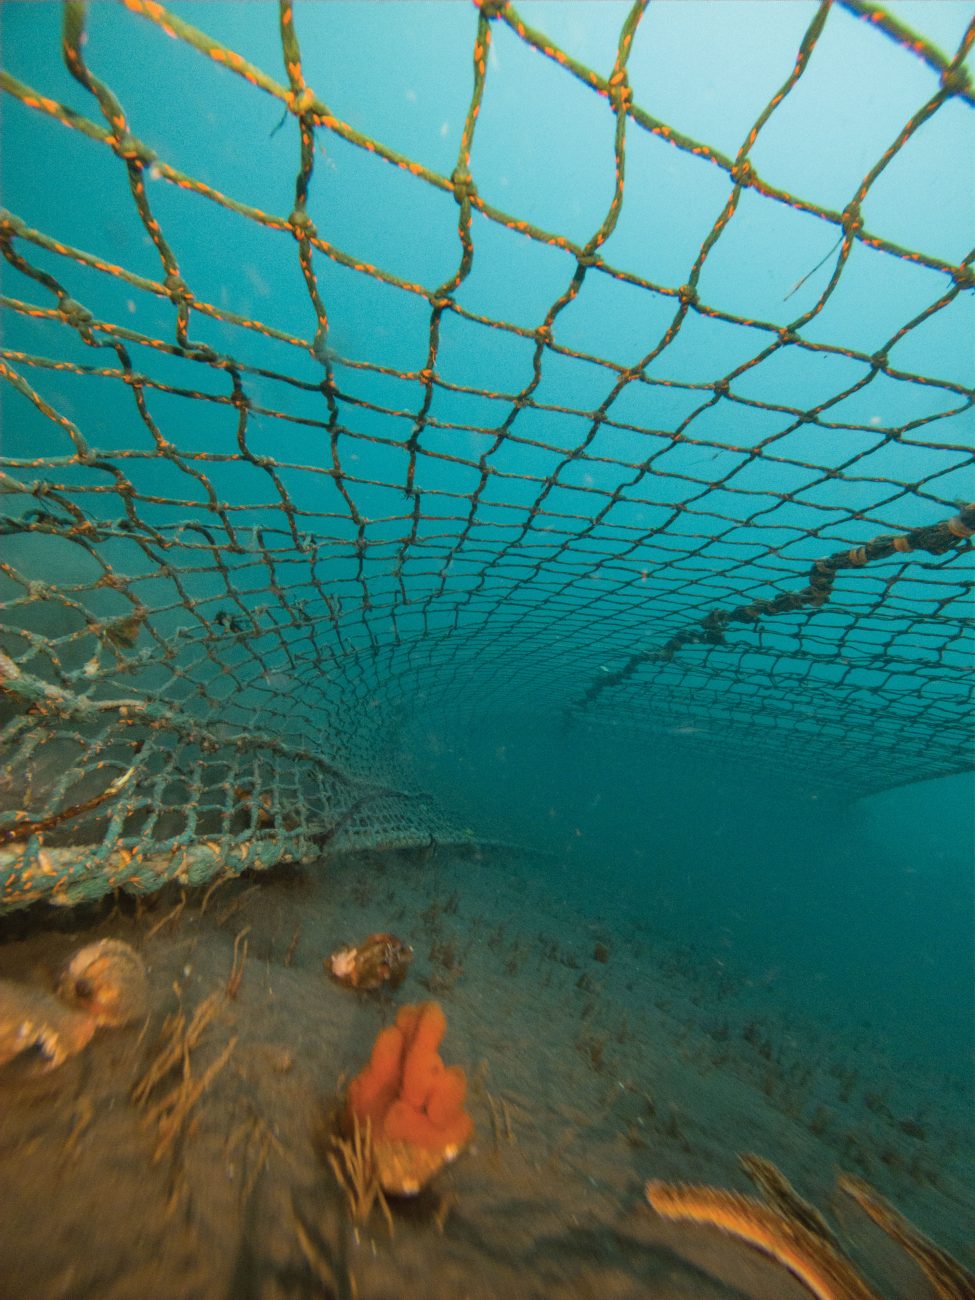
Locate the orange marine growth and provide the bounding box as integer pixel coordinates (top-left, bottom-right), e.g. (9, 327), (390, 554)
(346, 1001), (473, 1195)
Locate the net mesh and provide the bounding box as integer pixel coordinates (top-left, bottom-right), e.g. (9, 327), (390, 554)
(1, 0), (973, 911)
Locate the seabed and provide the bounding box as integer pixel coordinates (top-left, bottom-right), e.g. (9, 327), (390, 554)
(0, 846), (971, 1300)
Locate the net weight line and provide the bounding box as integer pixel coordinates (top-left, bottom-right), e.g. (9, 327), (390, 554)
(574, 504), (975, 713)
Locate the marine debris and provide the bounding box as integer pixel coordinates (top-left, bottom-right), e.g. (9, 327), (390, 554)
(327, 932), (413, 991)
(343, 1000), (473, 1196)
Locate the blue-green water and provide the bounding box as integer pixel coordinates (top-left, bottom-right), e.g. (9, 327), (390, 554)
(1, 3), (973, 1295)
(415, 718), (975, 1061)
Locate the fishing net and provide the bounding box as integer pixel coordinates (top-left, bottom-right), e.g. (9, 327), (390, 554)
(1, 0), (972, 911)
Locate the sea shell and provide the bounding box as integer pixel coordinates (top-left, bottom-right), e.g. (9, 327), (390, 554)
(327, 933), (413, 991)
(56, 938), (148, 1026)
(0, 978), (97, 1071)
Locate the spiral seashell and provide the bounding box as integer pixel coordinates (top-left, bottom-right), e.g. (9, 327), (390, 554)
(56, 938), (148, 1026)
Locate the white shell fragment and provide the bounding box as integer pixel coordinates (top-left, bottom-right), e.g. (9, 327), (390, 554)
(329, 947), (357, 981)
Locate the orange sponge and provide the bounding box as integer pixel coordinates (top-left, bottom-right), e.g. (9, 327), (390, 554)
(345, 1000), (473, 1194)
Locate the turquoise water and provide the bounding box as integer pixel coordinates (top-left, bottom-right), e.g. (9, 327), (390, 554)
(413, 716), (975, 1065)
(1, 2), (973, 1293)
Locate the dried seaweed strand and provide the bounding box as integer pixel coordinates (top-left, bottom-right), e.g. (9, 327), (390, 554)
(226, 926), (250, 999)
(838, 1173), (975, 1300)
(145, 1032), (237, 1161)
(283, 926), (301, 967)
(145, 892), (186, 940)
(740, 1153), (838, 1246)
(291, 1209), (360, 1300)
(646, 1180), (879, 1300)
(199, 869), (234, 915)
(131, 987), (222, 1106)
(328, 1114), (393, 1236)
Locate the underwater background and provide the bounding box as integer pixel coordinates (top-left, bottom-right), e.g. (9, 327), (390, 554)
(1, 2), (973, 1297)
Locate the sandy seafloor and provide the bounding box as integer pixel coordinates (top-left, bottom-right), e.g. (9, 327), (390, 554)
(0, 844), (971, 1300)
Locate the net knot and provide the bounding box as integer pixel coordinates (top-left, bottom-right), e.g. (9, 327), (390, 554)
(476, 0), (509, 18)
(59, 297), (93, 327)
(289, 209), (317, 239)
(731, 158), (753, 185)
(951, 263), (974, 289)
(534, 324), (553, 346)
(450, 168), (478, 205)
(870, 351), (888, 372)
(841, 202), (862, 235)
(940, 64), (971, 99)
(288, 86), (316, 116)
(778, 327), (799, 345)
(576, 250), (599, 269)
(677, 283), (698, 307)
(607, 70), (632, 115)
(163, 272), (191, 302)
(712, 377), (730, 396)
(112, 132), (150, 163)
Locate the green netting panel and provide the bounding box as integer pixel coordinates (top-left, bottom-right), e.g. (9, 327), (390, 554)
(1, 0), (973, 912)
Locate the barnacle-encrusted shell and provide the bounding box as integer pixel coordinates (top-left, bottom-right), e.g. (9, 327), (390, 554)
(0, 978), (97, 1071)
(327, 933), (413, 991)
(56, 938), (147, 1026)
